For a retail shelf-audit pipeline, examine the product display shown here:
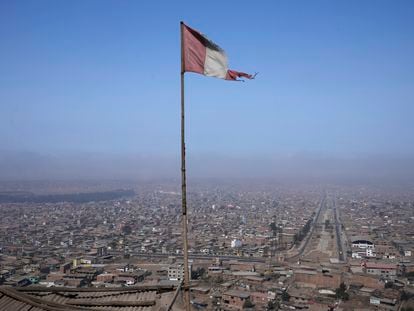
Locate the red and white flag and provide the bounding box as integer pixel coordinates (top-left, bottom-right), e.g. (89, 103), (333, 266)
(182, 22), (254, 81)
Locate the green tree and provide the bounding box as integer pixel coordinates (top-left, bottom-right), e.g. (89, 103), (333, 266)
(267, 300), (279, 310)
(243, 299), (254, 309)
(281, 291), (290, 302)
(191, 267), (206, 280)
(109, 240), (117, 249)
(335, 282), (349, 300)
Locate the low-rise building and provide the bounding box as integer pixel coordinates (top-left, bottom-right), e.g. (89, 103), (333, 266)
(168, 263), (192, 281)
(363, 262), (397, 279)
(222, 290), (250, 310)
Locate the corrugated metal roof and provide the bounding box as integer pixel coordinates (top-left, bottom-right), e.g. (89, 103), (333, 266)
(0, 294), (32, 311)
(90, 307), (150, 311)
(31, 291), (156, 304)
(0, 285), (174, 311)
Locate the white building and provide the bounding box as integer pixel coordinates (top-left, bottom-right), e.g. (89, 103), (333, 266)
(231, 239), (242, 248)
(168, 263), (192, 281)
(351, 237), (375, 258)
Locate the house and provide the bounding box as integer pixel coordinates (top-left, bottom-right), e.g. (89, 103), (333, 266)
(222, 290), (250, 310)
(369, 288), (400, 310)
(363, 262), (397, 279)
(375, 244), (398, 260)
(114, 275), (135, 286)
(59, 262), (72, 274)
(250, 291), (269, 307)
(244, 275), (265, 286)
(96, 273), (115, 283)
(208, 265), (224, 277)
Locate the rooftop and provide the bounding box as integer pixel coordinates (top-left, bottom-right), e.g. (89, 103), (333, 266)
(0, 284), (177, 311)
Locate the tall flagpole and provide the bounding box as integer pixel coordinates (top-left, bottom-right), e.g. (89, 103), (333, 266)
(180, 21), (191, 311)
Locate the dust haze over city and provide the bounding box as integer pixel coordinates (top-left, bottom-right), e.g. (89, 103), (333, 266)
(1, 1), (414, 311)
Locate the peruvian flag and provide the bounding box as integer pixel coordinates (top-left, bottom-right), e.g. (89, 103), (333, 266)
(182, 22), (254, 81)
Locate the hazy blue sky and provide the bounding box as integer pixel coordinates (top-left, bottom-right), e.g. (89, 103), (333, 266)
(1, 0), (414, 158)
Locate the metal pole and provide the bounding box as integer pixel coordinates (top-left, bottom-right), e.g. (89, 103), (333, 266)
(166, 280), (183, 311)
(180, 21), (191, 311)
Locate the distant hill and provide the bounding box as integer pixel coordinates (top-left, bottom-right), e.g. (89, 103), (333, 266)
(0, 189), (135, 203)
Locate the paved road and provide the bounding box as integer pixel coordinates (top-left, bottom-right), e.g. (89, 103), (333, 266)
(332, 197), (345, 261)
(129, 252), (267, 263)
(286, 192), (327, 260)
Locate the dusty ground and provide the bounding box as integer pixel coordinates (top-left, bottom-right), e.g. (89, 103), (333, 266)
(303, 209), (338, 262)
